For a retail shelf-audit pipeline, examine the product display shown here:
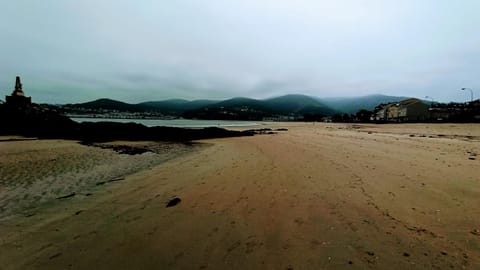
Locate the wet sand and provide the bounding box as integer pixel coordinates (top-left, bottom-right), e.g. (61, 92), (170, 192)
(0, 123), (479, 269)
(0, 139), (195, 219)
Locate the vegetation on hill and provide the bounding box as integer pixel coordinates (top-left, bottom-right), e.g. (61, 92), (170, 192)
(320, 94), (409, 114)
(59, 94), (415, 120)
(64, 98), (148, 112)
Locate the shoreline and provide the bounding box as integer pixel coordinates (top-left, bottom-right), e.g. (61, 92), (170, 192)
(70, 117), (261, 128)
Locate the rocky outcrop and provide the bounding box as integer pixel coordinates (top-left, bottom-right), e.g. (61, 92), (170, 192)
(0, 103), (254, 141)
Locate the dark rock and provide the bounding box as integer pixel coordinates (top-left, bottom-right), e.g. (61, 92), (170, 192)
(1, 102), (255, 142)
(56, 192), (76, 199)
(166, 197), (182, 207)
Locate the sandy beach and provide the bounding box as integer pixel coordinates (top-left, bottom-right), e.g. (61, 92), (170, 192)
(0, 123), (479, 269)
(0, 138), (195, 220)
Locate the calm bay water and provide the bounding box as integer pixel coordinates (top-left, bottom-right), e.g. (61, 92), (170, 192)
(71, 118), (259, 128)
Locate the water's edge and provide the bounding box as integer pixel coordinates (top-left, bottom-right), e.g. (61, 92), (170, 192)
(72, 118), (260, 128)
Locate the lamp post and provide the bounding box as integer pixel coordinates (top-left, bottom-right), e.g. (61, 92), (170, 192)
(461, 88), (474, 102)
(425, 96), (435, 121)
(425, 96), (434, 104)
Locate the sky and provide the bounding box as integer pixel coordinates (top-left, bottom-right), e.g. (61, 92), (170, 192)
(0, 0), (479, 104)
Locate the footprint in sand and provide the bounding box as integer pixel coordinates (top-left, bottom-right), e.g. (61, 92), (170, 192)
(227, 241), (242, 253)
(245, 239), (264, 254)
(294, 218), (304, 226)
(207, 227), (219, 237)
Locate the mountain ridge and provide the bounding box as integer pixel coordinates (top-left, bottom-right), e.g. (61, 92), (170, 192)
(61, 94), (415, 118)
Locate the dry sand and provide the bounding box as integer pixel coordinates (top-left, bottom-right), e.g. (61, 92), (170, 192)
(0, 123), (479, 269)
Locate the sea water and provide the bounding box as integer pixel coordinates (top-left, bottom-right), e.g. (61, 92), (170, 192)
(71, 118), (259, 128)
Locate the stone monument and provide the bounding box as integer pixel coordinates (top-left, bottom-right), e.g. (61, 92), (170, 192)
(5, 76), (32, 107)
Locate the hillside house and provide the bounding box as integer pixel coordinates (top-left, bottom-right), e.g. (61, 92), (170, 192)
(428, 99), (480, 122)
(375, 98), (429, 122)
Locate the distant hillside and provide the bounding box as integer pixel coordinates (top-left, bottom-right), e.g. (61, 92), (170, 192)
(138, 99), (217, 114)
(265, 94), (336, 115)
(64, 98), (148, 112)
(61, 94), (412, 119)
(64, 98), (217, 115)
(182, 95), (337, 120)
(320, 94), (410, 114)
(208, 97), (271, 111)
(182, 97), (274, 120)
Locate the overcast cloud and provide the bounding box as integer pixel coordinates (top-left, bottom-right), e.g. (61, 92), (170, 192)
(1, 0), (479, 103)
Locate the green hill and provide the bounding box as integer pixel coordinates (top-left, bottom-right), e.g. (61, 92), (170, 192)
(64, 98), (147, 112)
(265, 94), (336, 115)
(320, 94), (410, 114)
(61, 94), (412, 119)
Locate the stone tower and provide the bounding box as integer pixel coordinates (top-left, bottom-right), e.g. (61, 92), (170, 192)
(13, 76), (24, 95)
(5, 76), (32, 107)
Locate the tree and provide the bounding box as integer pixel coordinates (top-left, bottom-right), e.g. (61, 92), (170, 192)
(355, 109), (373, 122)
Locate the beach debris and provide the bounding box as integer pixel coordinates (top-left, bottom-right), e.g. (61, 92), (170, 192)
(56, 192), (76, 199)
(108, 177), (125, 182)
(49, 252), (62, 260)
(467, 151), (477, 160)
(244, 128), (276, 135)
(275, 128), (288, 131)
(471, 229), (480, 236)
(365, 251), (378, 264)
(440, 251), (448, 256)
(75, 210), (84, 215)
(166, 197), (182, 207)
(96, 177), (125, 186)
(403, 252), (410, 257)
